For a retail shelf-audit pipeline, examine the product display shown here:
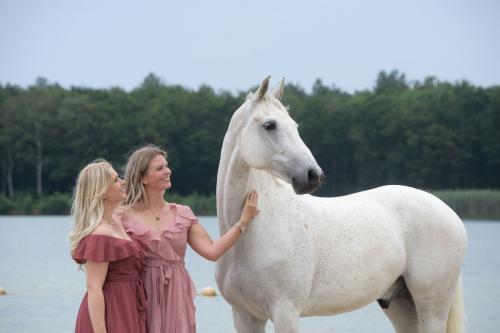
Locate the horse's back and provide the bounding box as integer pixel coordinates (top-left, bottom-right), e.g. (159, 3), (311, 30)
(366, 185), (466, 243)
(330, 185), (464, 231)
(335, 185), (467, 266)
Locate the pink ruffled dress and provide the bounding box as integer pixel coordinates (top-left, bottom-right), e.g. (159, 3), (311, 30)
(122, 203), (198, 333)
(72, 235), (147, 333)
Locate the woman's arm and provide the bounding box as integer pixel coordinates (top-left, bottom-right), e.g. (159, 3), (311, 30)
(188, 191), (259, 262)
(86, 260), (109, 333)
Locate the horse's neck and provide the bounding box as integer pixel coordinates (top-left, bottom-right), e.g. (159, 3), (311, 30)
(217, 119), (250, 235)
(217, 150), (287, 236)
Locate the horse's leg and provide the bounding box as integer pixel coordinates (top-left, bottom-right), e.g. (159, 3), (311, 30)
(232, 307), (267, 333)
(414, 306), (450, 333)
(406, 276), (459, 333)
(381, 292), (419, 333)
(271, 300), (300, 333)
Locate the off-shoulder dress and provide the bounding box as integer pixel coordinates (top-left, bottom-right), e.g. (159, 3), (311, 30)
(72, 234), (147, 333)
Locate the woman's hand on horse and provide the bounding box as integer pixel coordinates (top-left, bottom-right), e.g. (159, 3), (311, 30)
(240, 190), (260, 226)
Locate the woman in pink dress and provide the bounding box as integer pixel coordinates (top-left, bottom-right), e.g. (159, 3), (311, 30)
(120, 145), (259, 333)
(69, 161), (147, 333)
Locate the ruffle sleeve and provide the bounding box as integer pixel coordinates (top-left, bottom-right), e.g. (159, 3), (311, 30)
(176, 204), (199, 226)
(72, 235), (139, 264)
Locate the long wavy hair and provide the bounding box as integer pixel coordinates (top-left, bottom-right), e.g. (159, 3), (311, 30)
(123, 144), (167, 209)
(69, 161), (113, 254)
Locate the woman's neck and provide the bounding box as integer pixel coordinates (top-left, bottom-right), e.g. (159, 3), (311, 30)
(103, 201), (118, 222)
(145, 189), (166, 210)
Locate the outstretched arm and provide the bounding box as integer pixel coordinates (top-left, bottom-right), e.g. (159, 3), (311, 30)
(188, 191), (259, 262)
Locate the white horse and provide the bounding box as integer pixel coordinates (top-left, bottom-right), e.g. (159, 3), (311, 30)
(215, 76), (468, 333)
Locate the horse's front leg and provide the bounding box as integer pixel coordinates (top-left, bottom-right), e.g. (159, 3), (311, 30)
(232, 306), (267, 333)
(271, 300), (300, 333)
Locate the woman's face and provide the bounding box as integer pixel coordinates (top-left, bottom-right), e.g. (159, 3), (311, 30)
(104, 168), (126, 203)
(142, 154), (172, 192)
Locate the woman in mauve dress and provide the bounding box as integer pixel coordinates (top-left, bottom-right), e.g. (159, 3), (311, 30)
(119, 144), (259, 333)
(69, 161), (147, 333)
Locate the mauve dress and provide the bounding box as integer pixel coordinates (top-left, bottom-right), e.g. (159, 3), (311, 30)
(73, 235), (148, 333)
(122, 203), (198, 333)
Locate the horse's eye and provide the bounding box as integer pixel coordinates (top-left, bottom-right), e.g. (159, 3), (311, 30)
(263, 121), (276, 131)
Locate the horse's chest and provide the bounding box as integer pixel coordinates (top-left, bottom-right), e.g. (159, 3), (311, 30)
(220, 229), (315, 305)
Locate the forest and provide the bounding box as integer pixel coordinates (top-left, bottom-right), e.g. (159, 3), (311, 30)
(1, 70), (499, 216)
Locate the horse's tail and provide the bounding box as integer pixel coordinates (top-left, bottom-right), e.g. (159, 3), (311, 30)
(446, 274), (466, 333)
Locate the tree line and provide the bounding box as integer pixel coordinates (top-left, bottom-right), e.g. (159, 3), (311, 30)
(1, 70), (499, 202)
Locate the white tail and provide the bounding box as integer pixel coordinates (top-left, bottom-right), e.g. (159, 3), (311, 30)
(446, 275), (466, 333)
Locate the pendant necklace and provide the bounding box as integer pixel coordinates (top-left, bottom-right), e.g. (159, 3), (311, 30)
(149, 204), (164, 221)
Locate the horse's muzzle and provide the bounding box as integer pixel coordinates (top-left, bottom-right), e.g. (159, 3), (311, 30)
(292, 169), (324, 194)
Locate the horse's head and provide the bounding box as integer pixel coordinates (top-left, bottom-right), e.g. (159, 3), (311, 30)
(233, 76), (324, 194)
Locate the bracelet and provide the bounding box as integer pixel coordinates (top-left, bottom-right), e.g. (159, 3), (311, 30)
(236, 221), (247, 233)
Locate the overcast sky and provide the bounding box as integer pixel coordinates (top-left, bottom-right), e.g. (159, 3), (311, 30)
(1, 0), (499, 93)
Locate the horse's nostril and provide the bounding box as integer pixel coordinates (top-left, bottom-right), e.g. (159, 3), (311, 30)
(308, 169), (319, 182)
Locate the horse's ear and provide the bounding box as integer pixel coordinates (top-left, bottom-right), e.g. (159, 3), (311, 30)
(270, 78), (285, 101)
(253, 75), (271, 102)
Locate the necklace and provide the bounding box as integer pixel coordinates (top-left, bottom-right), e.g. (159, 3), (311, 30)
(148, 203), (165, 221)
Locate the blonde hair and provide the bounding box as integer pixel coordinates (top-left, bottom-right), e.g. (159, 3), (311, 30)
(124, 144), (167, 209)
(69, 161), (113, 254)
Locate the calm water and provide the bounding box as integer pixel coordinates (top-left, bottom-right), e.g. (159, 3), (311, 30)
(0, 216), (499, 333)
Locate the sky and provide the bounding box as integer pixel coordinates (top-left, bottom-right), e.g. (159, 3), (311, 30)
(1, 0), (499, 93)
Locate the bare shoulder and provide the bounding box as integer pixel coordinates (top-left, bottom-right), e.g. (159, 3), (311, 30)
(90, 223), (115, 237)
(189, 222), (207, 234)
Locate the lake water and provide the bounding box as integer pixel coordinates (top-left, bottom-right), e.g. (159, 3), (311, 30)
(0, 216), (499, 333)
